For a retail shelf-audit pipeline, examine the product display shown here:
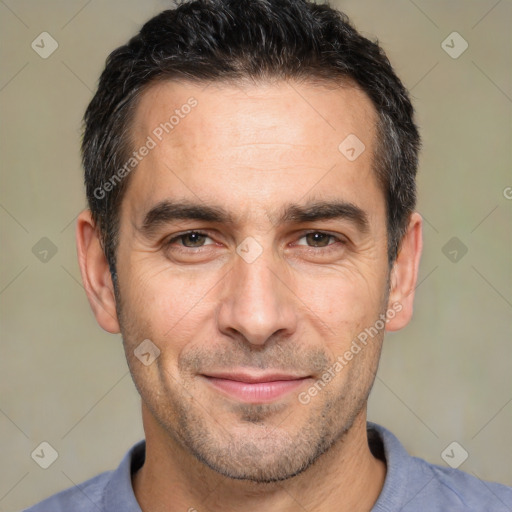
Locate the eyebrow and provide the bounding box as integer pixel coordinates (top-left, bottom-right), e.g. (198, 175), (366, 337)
(277, 200), (369, 232)
(140, 201), (234, 236)
(139, 198), (369, 236)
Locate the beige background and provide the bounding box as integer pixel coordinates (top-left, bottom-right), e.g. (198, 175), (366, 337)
(1, 0), (511, 510)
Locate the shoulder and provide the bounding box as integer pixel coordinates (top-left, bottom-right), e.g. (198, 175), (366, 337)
(23, 471), (111, 512)
(23, 440), (145, 512)
(412, 456), (512, 510)
(368, 422), (512, 511)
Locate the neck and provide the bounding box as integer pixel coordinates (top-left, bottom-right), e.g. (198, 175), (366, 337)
(133, 406), (386, 512)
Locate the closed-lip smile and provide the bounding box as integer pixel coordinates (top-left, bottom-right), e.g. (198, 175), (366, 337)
(201, 370), (312, 403)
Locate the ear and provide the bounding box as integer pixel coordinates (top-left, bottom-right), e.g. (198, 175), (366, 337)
(385, 212), (423, 332)
(76, 209), (120, 334)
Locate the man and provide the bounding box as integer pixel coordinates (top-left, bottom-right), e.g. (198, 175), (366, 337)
(26, 0), (511, 510)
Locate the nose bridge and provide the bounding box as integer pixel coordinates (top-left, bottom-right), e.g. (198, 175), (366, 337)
(217, 243), (297, 346)
(238, 250), (281, 307)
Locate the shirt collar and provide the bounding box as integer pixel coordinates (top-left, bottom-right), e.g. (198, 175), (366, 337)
(103, 439), (145, 511)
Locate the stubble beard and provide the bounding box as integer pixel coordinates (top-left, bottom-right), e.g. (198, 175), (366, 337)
(114, 279), (386, 483)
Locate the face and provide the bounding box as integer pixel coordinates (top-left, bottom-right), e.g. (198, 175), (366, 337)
(113, 79), (391, 482)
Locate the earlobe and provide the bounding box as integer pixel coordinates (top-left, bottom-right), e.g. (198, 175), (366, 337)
(385, 212), (423, 332)
(76, 209), (120, 334)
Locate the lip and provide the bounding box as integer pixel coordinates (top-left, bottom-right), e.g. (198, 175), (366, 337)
(201, 371), (311, 403)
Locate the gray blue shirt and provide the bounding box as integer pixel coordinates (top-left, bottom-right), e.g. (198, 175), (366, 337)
(24, 422), (512, 511)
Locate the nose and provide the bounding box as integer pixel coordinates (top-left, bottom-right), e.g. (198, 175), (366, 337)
(216, 246), (298, 347)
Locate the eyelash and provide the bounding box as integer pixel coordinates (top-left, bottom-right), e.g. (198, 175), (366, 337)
(165, 230), (346, 252)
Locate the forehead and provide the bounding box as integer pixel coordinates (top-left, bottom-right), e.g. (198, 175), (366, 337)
(123, 78), (381, 224)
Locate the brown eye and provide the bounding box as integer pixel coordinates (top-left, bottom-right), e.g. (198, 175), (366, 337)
(305, 232), (331, 247)
(168, 231), (212, 248)
(297, 231), (340, 248)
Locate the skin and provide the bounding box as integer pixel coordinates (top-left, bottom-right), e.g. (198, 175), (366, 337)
(77, 79), (422, 512)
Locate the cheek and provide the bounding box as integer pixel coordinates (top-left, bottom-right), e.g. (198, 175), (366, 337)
(292, 263), (386, 332)
(120, 262), (218, 345)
